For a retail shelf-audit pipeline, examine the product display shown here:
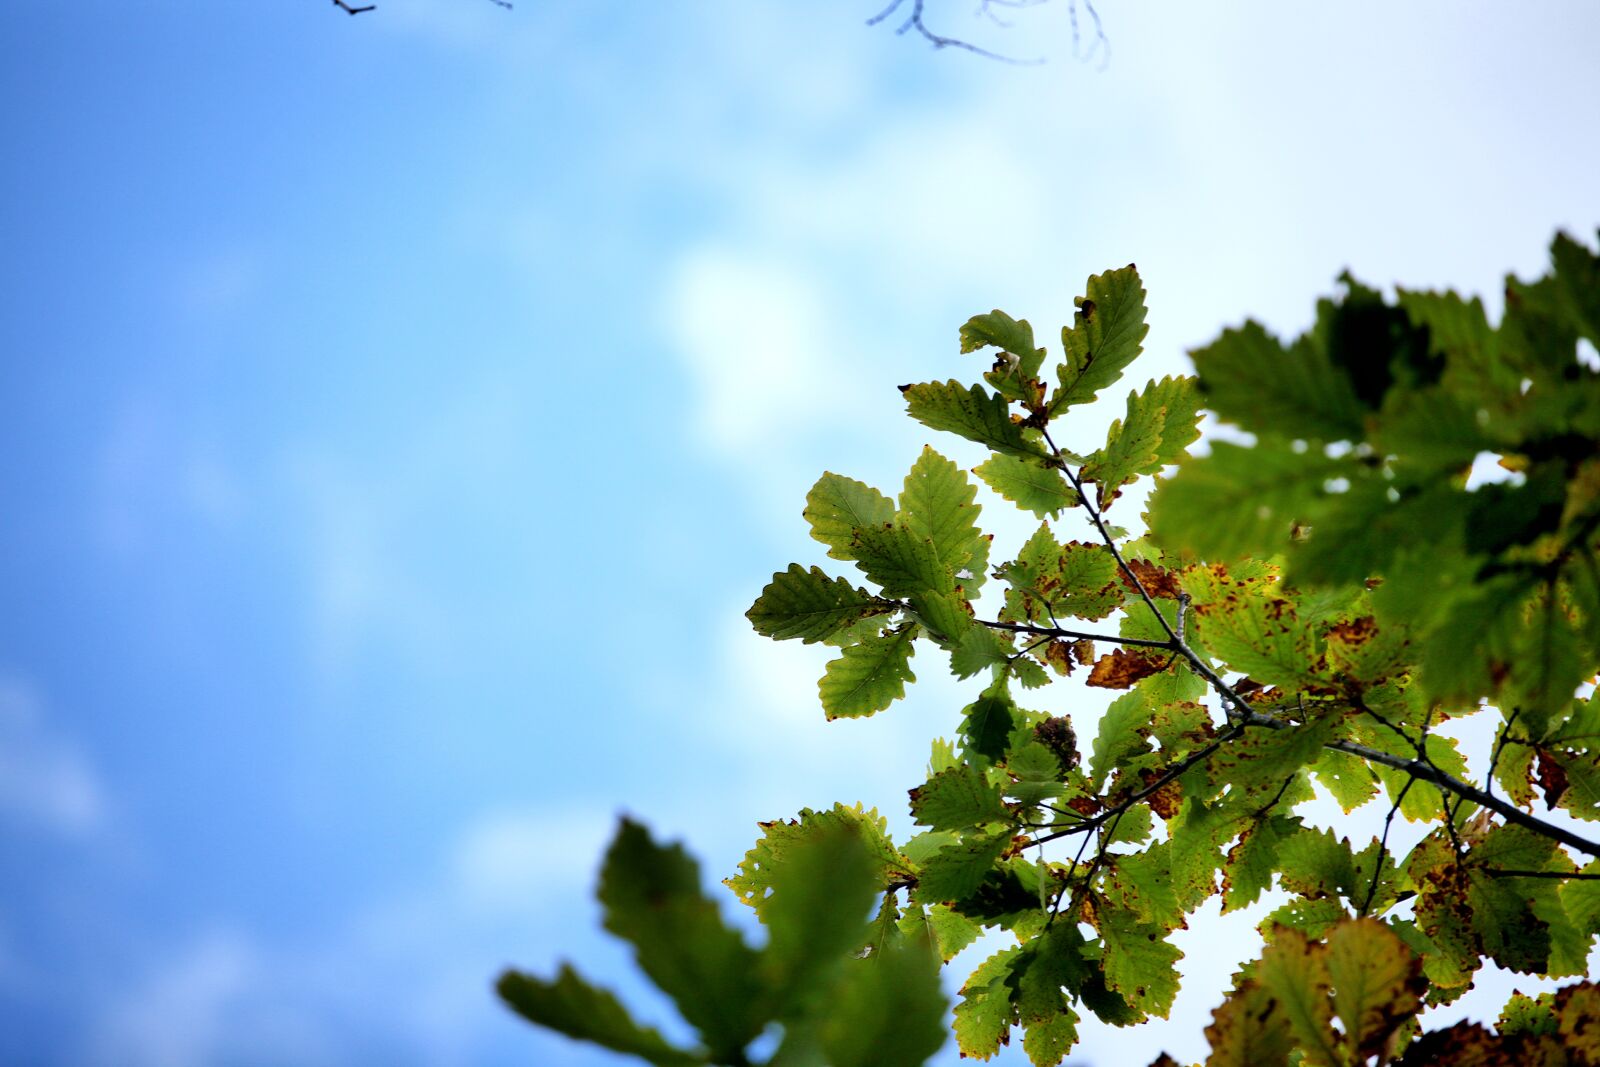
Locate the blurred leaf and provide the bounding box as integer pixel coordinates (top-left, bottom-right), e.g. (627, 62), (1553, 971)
(497, 965), (702, 1066)
(598, 820), (768, 1060)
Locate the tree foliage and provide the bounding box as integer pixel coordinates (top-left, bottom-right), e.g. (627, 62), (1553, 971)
(501, 233), (1600, 1065)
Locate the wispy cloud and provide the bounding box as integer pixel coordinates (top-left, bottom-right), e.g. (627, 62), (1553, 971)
(0, 679), (106, 836)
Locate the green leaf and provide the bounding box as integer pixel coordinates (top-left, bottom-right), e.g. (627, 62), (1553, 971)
(1255, 926), (1340, 1067)
(963, 309), (1049, 399)
(902, 380), (1046, 459)
(725, 805), (916, 918)
(953, 946), (1023, 1059)
(1147, 441), (1350, 561)
(819, 625), (919, 720)
(1095, 902), (1183, 1017)
(1324, 918), (1427, 1061)
(1138, 375), (1203, 468)
(950, 624), (1009, 679)
(907, 590), (973, 645)
(1192, 320), (1367, 441)
(1021, 1011), (1078, 1067)
(961, 683), (1020, 763)
(761, 824), (879, 1002)
(1002, 526), (1122, 624)
(819, 939), (947, 1067)
(851, 523), (954, 597)
(1312, 749), (1380, 812)
(1081, 386), (1165, 509)
(974, 454), (1079, 518)
(1504, 590), (1587, 739)
(1008, 925), (1088, 1064)
(910, 765), (1011, 831)
(497, 965), (702, 1066)
(901, 446), (986, 583)
(1221, 815), (1298, 913)
(1104, 804), (1154, 847)
(1005, 740), (1072, 805)
(1372, 385), (1499, 473)
(1202, 980), (1294, 1067)
(1562, 860), (1600, 940)
(1398, 288), (1512, 402)
(1193, 590), (1322, 690)
(1105, 844), (1185, 931)
(1276, 828), (1358, 902)
(1051, 265), (1150, 413)
(598, 819), (767, 1060)
(1206, 718), (1337, 802)
(804, 472), (894, 562)
(1549, 229), (1600, 344)
(923, 903), (984, 962)
(1089, 690), (1153, 790)
(747, 564), (894, 644)
(913, 830), (1014, 903)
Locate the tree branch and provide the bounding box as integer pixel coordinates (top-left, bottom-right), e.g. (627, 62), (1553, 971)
(867, 0), (1042, 64)
(1032, 430), (1600, 863)
(1244, 711), (1600, 859)
(976, 617), (1175, 650)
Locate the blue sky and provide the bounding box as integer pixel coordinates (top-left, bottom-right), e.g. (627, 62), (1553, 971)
(1, 2), (1598, 1064)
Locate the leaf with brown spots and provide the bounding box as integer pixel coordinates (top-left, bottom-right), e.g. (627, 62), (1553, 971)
(1087, 648), (1170, 690)
(1554, 981), (1600, 1060)
(1202, 980), (1293, 1067)
(1119, 558), (1184, 599)
(1044, 639), (1078, 677)
(1324, 918), (1428, 1063)
(1138, 768), (1183, 820)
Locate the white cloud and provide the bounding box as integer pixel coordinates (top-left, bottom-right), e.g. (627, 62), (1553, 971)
(452, 806), (612, 913)
(665, 246), (855, 454)
(0, 679), (105, 836)
(83, 931), (339, 1067)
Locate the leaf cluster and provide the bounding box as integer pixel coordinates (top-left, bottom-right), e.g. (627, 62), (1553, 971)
(504, 234), (1600, 1066)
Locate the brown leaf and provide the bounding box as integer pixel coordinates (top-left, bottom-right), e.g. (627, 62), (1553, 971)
(1033, 716), (1079, 772)
(1139, 768), (1182, 819)
(1535, 749), (1570, 811)
(1072, 638), (1096, 666)
(1396, 1022), (1516, 1067)
(1086, 648), (1169, 689)
(1067, 794), (1102, 817)
(1118, 558), (1183, 599)
(1044, 639), (1077, 676)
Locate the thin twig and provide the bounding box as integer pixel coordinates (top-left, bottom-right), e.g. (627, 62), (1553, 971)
(867, 0), (1042, 63)
(1486, 707), (1523, 803)
(1360, 777), (1415, 917)
(1239, 714), (1600, 859)
(1479, 868), (1600, 880)
(1029, 723), (1249, 847)
(978, 617), (1174, 650)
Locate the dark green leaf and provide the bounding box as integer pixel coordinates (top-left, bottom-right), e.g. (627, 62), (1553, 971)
(747, 564), (895, 643)
(902, 380), (1046, 459)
